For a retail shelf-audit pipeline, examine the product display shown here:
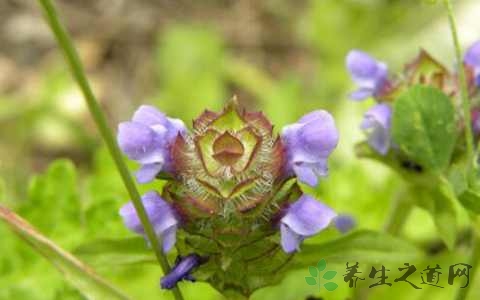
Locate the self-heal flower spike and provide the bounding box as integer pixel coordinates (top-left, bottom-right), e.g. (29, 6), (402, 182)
(346, 50), (389, 101)
(281, 110), (339, 186)
(280, 194), (336, 253)
(361, 103), (392, 155)
(119, 191), (179, 253)
(119, 99), (340, 297)
(160, 254), (204, 289)
(117, 105), (186, 183)
(464, 41), (480, 87)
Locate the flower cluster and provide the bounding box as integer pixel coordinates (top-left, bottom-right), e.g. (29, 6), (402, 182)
(346, 41), (480, 156)
(117, 100), (349, 295)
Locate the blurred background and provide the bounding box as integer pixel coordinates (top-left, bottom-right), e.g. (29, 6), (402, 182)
(1, 0), (480, 299)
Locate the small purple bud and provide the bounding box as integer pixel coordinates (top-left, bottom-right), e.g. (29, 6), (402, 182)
(160, 254), (204, 289)
(333, 214), (356, 234)
(280, 194), (336, 253)
(472, 109), (480, 135)
(464, 41), (480, 86)
(119, 191), (179, 253)
(361, 103), (392, 155)
(346, 50), (389, 101)
(281, 110), (339, 186)
(117, 105), (186, 183)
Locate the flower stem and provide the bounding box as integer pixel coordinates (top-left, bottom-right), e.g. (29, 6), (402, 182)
(454, 231), (480, 300)
(444, 0), (475, 170)
(36, 1), (184, 299)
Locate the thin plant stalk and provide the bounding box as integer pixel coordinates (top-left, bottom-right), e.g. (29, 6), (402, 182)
(36, 0), (184, 299)
(444, 0), (475, 170)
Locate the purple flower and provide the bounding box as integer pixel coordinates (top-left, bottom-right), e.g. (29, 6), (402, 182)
(465, 41), (480, 86)
(160, 254), (204, 289)
(346, 50), (389, 101)
(119, 191), (179, 253)
(117, 105), (186, 183)
(281, 110), (339, 187)
(280, 194), (337, 253)
(333, 214), (356, 234)
(361, 103), (392, 155)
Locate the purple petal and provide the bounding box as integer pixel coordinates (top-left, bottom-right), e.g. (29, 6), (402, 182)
(281, 110), (338, 186)
(280, 195), (336, 253)
(160, 254), (203, 289)
(132, 105), (169, 127)
(135, 163), (163, 184)
(118, 122), (164, 163)
(119, 191), (179, 253)
(346, 50), (388, 100)
(464, 41), (480, 68)
(361, 103), (392, 155)
(280, 223), (304, 253)
(334, 214), (356, 234)
(349, 88), (374, 101)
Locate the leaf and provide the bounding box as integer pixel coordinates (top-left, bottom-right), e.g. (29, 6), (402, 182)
(323, 282), (338, 291)
(392, 85), (456, 172)
(317, 259), (327, 272)
(0, 206), (130, 300)
(323, 270), (337, 280)
(459, 188), (480, 214)
(293, 230), (422, 268)
(308, 266), (318, 277)
(305, 277), (317, 286)
(20, 160), (82, 243)
(415, 177), (460, 250)
(74, 237), (156, 267)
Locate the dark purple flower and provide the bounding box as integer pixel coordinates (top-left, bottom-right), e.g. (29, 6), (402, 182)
(160, 254), (203, 289)
(346, 50), (389, 101)
(361, 103), (392, 155)
(280, 194), (336, 253)
(464, 41), (480, 86)
(472, 109), (480, 135)
(281, 110), (339, 187)
(119, 191), (179, 253)
(117, 105), (186, 183)
(333, 214), (356, 234)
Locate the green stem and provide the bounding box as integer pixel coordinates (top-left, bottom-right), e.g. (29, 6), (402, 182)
(455, 231), (480, 300)
(353, 188), (413, 300)
(36, 1), (184, 299)
(444, 0), (475, 170)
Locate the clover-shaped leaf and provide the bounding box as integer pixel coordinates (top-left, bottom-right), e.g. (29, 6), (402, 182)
(324, 282), (338, 291)
(317, 259), (326, 272)
(305, 277), (317, 286)
(323, 270), (337, 280)
(308, 266), (318, 277)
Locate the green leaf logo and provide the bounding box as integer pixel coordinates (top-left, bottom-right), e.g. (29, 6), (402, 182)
(304, 259), (338, 292)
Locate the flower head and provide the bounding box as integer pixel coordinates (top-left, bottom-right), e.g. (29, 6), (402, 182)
(160, 254), (204, 289)
(280, 194), (336, 253)
(346, 50), (389, 101)
(119, 191), (179, 253)
(361, 103), (392, 155)
(464, 41), (480, 86)
(117, 105), (186, 183)
(281, 110), (339, 186)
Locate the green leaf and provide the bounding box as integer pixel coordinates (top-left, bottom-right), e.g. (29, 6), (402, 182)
(322, 270), (337, 280)
(415, 177), (459, 249)
(293, 230), (422, 268)
(459, 188), (480, 214)
(74, 238), (156, 267)
(305, 277), (317, 286)
(0, 206), (130, 300)
(308, 266), (318, 277)
(317, 259), (327, 271)
(392, 85), (456, 172)
(323, 282), (338, 291)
